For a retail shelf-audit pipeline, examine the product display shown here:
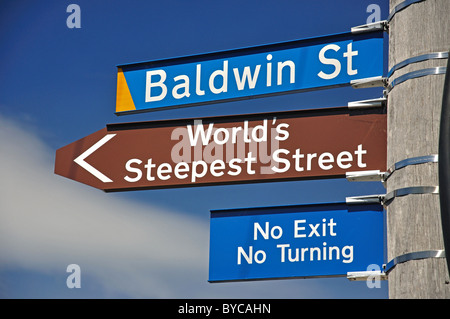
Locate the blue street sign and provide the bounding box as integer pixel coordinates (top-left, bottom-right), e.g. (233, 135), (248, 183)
(116, 31), (383, 114)
(209, 202), (384, 282)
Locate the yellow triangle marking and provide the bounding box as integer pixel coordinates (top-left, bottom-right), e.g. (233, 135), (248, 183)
(116, 68), (136, 112)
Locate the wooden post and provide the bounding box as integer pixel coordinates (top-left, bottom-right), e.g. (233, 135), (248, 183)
(387, 0), (450, 298)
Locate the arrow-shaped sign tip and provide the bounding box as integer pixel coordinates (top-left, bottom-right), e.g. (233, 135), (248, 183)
(73, 134), (116, 183)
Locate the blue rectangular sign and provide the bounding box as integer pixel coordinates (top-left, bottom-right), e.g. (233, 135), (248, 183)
(209, 202), (384, 282)
(116, 31), (383, 114)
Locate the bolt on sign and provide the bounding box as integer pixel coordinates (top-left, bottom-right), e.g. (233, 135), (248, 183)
(54, 107), (386, 192)
(115, 31), (383, 115)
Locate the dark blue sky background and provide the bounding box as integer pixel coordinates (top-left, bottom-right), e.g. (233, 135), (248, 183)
(0, 0), (389, 298)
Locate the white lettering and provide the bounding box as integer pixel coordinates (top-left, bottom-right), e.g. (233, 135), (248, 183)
(145, 70), (167, 102)
(343, 42), (358, 76)
(277, 60), (295, 85)
(355, 144), (367, 167)
(213, 128), (230, 145)
(157, 163), (172, 180)
(342, 246), (354, 263)
(145, 159), (156, 181)
(317, 44), (341, 80)
(210, 159), (225, 177)
(191, 160), (208, 182)
(124, 159), (142, 182)
(266, 54), (272, 86)
(294, 219), (306, 238)
(196, 64), (205, 96)
(233, 65), (261, 90)
(336, 151), (353, 169)
(209, 60), (228, 94)
(174, 162), (189, 179)
(254, 222), (269, 240)
(187, 120), (214, 146)
(172, 75), (190, 99)
(227, 158), (242, 176)
(271, 149), (290, 173)
(318, 152), (334, 170)
(237, 246), (266, 264)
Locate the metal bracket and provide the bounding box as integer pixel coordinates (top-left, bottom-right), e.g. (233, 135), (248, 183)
(347, 270), (387, 281)
(384, 249), (445, 274)
(387, 67), (447, 92)
(346, 156), (439, 198)
(346, 194), (384, 205)
(351, 20), (388, 34)
(388, 51), (448, 78)
(387, 0), (427, 22)
(347, 97), (386, 109)
(383, 186), (439, 205)
(384, 154), (438, 181)
(346, 170), (385, 182)
(345, 186), (438, 205)
(350, 76), (387, 89)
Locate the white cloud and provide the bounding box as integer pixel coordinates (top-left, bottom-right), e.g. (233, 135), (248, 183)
(0, 114), (210, 298)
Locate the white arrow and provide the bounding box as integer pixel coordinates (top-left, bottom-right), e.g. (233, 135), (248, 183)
(73, 134), (116, 183)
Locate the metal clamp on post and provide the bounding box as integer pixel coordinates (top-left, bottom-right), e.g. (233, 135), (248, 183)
(382, 186), (439, 205)
(346, 186), (439, 207)
(347, 155), (439, 185)
(388, 51), (448, 77)
(387, 67), (447, 93)
(384, 250), (445, 274)
(387, 0), (427, 22)
(384, 154), (438, 181)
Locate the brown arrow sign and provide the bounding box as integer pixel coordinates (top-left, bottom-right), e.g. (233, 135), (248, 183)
(54, 107), (386, 192)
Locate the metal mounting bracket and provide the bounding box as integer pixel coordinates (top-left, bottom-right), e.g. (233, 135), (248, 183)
(387, 67), (447, 92)
(384, 154), (438, 181)
(350, 76), (387, 89)
(383, 186), (439, 205)
(346, 170), (385, 182)
(384, 250), (445, 274)
(388, 51), (448, 77)
(347, 97), (386, 109)
(387, 0), (427, 22)
(346, 186), (439, 206)
(351, 20), (388, 34)
(347, 270), (387, 281)
(345, 194), (384, 205)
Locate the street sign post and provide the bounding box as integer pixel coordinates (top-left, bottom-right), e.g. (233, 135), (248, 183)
(54, 107), (386, 192)
(209, 202), (385, 282)
(116, 31), (383, 114)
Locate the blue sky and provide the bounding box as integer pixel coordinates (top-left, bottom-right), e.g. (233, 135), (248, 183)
(0, 0), (389, 298)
